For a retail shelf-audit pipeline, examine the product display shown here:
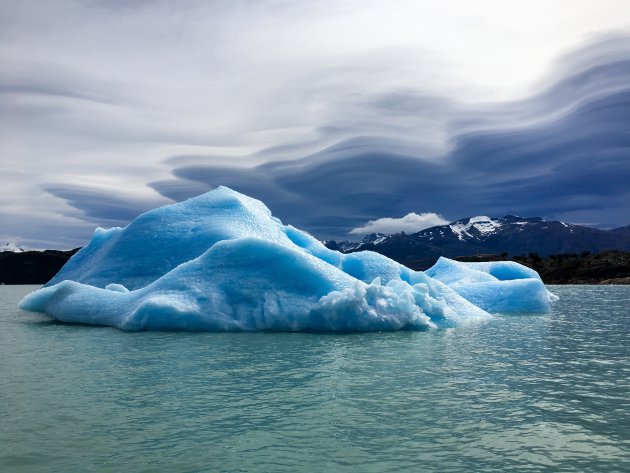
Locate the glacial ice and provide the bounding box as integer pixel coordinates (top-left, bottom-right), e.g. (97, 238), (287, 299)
(425, 257), (557, 313)
(19, 187), (555, 331)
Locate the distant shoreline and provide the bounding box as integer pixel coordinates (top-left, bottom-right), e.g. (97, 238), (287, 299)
(0, 248), (80, 285)
(454, 250), (630, 285)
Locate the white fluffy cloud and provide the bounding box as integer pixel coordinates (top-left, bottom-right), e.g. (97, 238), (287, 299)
(349, 212), (449, 235)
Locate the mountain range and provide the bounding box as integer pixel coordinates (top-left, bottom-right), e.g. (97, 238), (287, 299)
(325, 215), (630, 270)
(2, 215), (629, 283)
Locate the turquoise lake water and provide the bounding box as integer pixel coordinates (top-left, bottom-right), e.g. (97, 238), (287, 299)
(1, 285), (629, 472)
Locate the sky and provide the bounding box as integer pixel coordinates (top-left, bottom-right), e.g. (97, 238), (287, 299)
(2, 0), (630, 248)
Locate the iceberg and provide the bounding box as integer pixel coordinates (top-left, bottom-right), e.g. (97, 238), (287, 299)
(425, 257), (558, 313)
(19, 187), (555, 331)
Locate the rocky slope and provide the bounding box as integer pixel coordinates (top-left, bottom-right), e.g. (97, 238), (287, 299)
(0, 249), (80, 284)
(510, 251), (630, 284)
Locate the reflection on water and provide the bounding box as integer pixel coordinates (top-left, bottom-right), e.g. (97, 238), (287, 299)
(1, 285), (629, 472)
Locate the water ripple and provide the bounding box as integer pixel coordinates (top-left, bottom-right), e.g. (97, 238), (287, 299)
(1, 285), (629, 472)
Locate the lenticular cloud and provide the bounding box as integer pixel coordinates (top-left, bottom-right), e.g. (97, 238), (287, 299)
(19, 187), (555, 331)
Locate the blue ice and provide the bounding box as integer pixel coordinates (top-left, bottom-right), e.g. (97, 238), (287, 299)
(19, 187), (555, 331)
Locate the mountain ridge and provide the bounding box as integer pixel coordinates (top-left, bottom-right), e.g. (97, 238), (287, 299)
(2, 216), (629, 284)
(325, 215), (630, 270)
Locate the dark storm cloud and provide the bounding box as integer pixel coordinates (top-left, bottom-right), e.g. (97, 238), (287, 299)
(150, 140), (471, 239)
(446, 54), (630, 224)
(452, 91), (630, 177)
(43, 185), (169, 226)
(146, 37), (630, 238)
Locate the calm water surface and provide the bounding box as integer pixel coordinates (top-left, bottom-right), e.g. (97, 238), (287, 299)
(1, 285), (629, 472)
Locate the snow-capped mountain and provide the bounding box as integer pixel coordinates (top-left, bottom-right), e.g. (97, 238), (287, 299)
(325, 216), (630, 269)
(324, 233), (388, 252)
(0, 241), (25, 253)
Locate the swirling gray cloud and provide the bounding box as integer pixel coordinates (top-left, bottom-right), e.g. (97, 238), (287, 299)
(145, 38), (630, 238)
(3, 1), (630, 247)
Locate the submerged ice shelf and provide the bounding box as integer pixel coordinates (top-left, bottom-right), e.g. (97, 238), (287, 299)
(19, 187), (555, 331)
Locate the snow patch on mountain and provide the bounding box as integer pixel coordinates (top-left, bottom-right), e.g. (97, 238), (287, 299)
(0, 241), (25, 253)
(449, 216), (503, 241)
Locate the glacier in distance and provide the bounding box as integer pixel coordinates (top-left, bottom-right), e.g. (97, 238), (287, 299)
(19, 187), (556, 331)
